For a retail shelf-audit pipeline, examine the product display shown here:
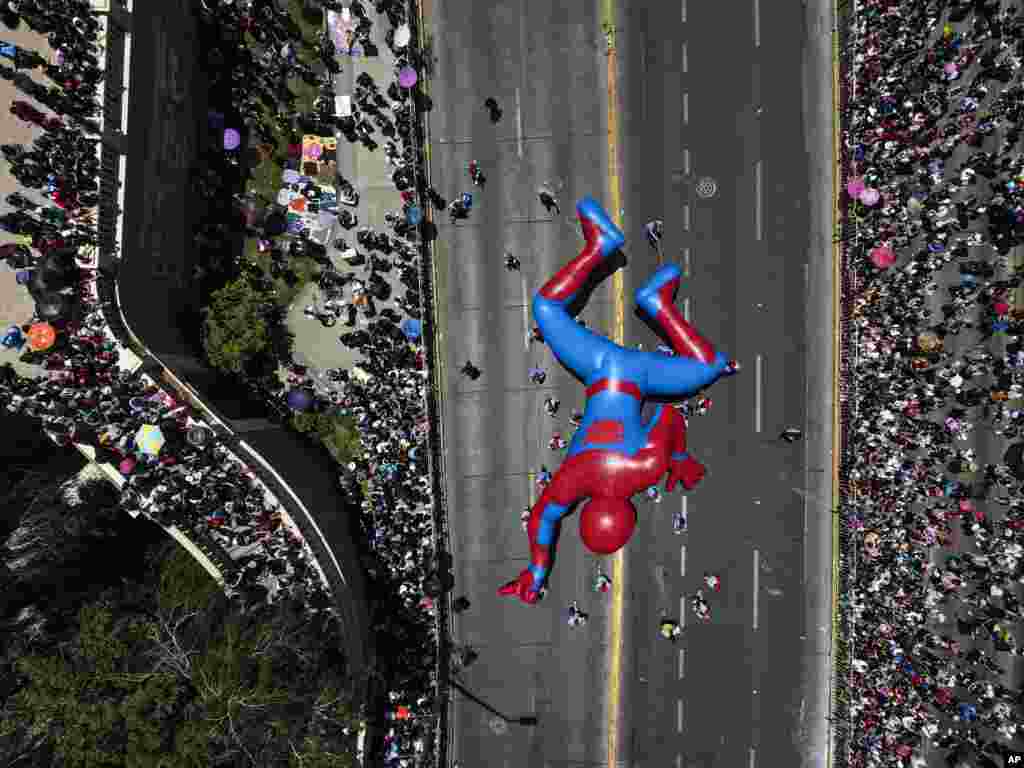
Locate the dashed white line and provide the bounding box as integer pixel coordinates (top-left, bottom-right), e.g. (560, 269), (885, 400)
(676, 755), (683, 768)
(750, 747), (757, 768)
(681, 42), (688, 73)
(682, 91), (689, 125)
(683, 247), (691, 277)
(754, 0), (761, 47)
(678, 648), (686, 679)
(683, 204), (691, 231)
(753, 548), (760, 630)
(515, 87), (524, 158)
(681, 0), (687, 22)
(683, 147), (691, 175)
(680, 544), (687, 577)
(754, 354), (763, 433)
(677, 698), (684, 733)
(680, 594), (687, 628)
(683, 297), (691, 323)
(755, 160), (763, 241)
(522, 277), (530, 350)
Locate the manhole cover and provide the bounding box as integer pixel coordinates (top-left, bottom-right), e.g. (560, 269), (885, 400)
(488, 717), (508, 735)
(695, 177), (718, 199)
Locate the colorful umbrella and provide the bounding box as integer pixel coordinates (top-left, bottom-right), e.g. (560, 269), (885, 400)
(869, 245), (896, 269)
(223, 128), (241, 151)
(119, 456), (136, 475)
(135, 424), (165, 456)
(26, 322), (55, 350)
(846, 177), (865, 198)
(859, 187), (881, 206)
(307, 143), (323, 160)
(398, 66), (418, 88)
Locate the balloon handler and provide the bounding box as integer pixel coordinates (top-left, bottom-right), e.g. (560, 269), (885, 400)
(499, 197), (739, 604)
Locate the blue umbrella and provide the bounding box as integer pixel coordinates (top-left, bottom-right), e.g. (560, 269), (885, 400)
(406, 204), (422, 225)
(286, 388), (314, 411)
(401, 318), (421, 340)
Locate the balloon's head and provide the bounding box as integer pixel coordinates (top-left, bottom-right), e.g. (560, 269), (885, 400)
(579, 496), (636, 555)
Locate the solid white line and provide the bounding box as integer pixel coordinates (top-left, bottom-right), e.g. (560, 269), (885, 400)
(681, 0), (687, 22)
(677, 698), (684, 733)
(515, 87), (524, 158)
(681, 42), (688, 73)
(753, 548), (760, 630)
(678, 648), (686, 679)
(755, 354), (763, 433)
(522, 278), (530, 350)
(680, 544), (687, 577)
(683, 148), (691, 175)
(683, 297), (691, 323)
(755, 160), (763, 241)
(754, 0), (760, 47)
(682, 92), (689, 125)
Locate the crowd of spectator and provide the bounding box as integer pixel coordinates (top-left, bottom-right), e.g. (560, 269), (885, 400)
(842, 1), (1024, 766)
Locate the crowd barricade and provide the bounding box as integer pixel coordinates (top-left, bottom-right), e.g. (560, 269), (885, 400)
(402, 3), (453, 767)
(833, 1), (861, 765)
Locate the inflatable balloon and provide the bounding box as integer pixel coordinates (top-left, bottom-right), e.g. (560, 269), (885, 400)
(498, 197), (739, 605)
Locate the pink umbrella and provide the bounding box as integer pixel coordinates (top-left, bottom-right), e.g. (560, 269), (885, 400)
(869, 245), (896, 269)
(859, 187), (881, 206)
(398, 66), (418, 88)
(944, 61), (959, 76)
(119, 456), (137, 474)
(307, 143), (323, 160)
(223, 128), (241, 151)
(846, 177), (865, 198)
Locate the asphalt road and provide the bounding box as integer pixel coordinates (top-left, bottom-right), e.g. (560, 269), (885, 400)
(428, 0), (831, 766)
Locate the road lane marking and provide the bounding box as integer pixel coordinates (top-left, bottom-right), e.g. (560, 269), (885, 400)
(681, 42), (688, 73)
(680, 544), (686, 577)
(683, 204), (691, 231)
(681, 0), (687, 22)
(754, 354), (763, 433)
(754, 0), (760, 47)
(515, 87), (524, 158)
(680, 594), (687, 628)
(676, 755), (683, 768)
(677, 698), (684, 733)
(683, 247), (691, 277)
(753, 548), (760, 630)
(603, 0), (626, 764)
(683, 297), (691, 322)
(682, 91), (689, 125)
(755, 160), (763, 241)
(678, 648), (685, 679)
(522, 277), (530, 350)
(683, 148), (691, 175)
(750, 747), (757, 768)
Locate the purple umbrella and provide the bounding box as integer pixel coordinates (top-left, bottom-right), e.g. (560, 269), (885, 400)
(224, 128), (241, 151)
(307, 143), (323, 160)
(398, 66), (418, 88)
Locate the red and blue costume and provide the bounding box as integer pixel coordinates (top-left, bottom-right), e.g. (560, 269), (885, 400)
(499, 197), (738, 604)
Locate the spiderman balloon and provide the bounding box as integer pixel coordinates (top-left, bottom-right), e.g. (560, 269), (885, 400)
(498, 196), (739, 605)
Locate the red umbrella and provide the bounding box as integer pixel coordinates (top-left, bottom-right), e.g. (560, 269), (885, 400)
(994, 301), (1010, 316)
(869, 245), (896, 269)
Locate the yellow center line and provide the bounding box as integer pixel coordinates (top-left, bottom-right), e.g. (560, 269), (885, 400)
(602, 0), (625, 765)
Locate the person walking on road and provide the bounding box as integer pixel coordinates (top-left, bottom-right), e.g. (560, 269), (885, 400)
(539, 188), (560, 216)
(779, 426), (803, 443)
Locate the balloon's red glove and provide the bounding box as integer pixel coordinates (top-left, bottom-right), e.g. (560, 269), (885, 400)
(498, 568), (545, 604)
(666, 454), (705, 492)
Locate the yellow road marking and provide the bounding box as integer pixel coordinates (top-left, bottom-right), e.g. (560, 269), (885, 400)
(602, 0), (625, 765)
